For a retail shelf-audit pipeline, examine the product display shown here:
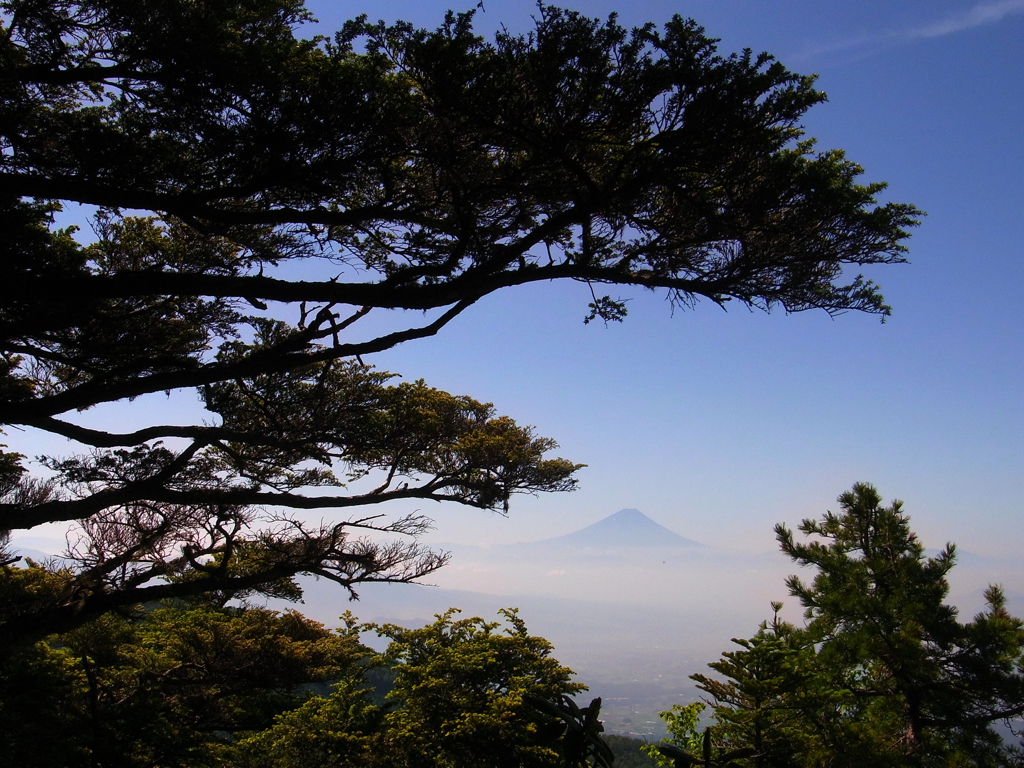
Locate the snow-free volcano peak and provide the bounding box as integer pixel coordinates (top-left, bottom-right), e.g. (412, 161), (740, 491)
(535, 508), (706, 549)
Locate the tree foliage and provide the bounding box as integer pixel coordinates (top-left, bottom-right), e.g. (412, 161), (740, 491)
(2, 601), (599, 768)
(369, 608), (586, 768)
(646, 703), (757, 768)
(643, 702), (706, 766)
(225, 607), (590, 768)
(691, 607), (847, 767)
(0, 597), (366, 768)
(694, 484), (1024, 767)
(1, 0), (920, 639)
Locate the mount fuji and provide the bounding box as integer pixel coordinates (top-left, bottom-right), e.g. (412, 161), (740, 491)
(501, 508), (706, 552)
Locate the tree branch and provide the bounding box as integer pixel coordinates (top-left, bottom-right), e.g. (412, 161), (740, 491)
(1, 173), (446, 231)
(3, 476), (489, 531)
(2, 299), (478, 421)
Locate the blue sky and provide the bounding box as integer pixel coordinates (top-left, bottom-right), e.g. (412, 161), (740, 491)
(14, 1), (1024, 571)
(296, 0), (1024, 558)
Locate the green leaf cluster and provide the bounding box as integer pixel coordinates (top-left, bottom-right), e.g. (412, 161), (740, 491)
(1, 600), (595, 768)
(0, 598), (365, 767)
(361, 608), (586, 768)
(644, 702), (707, 765)
(692, 484), (1024, 767)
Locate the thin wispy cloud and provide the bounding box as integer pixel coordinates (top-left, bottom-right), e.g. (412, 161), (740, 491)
(790, 1), (1024, 64)
(907, 0), (1024, 39)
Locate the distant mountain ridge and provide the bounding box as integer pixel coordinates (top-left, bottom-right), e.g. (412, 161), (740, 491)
(506, 508), (706, 551)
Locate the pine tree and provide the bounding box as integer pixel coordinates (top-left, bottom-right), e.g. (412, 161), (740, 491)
(696, 484), (1024, 767)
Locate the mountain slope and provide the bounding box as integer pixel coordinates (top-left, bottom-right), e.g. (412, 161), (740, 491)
(507, 508), (706, 551)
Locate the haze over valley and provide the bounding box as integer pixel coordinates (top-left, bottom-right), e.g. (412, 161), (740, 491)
(18, 506), (1021, 737)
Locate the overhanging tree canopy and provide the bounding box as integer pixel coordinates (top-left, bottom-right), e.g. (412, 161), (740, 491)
(0, 0), (920, 641)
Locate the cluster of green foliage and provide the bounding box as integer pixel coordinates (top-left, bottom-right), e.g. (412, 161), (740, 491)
(1, 601), (599, 768)
(643, 702), (706, 766)
(1, 589), (363, 766)
(1, 0), (919, 645)
(672, 484), (1024, 768)
(240, 608), (594, 768)
(9, 483), (1024, 768)
(646, 702), (757, 768)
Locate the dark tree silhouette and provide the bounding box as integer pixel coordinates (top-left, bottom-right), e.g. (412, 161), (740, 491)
(0, 0), (919, 642)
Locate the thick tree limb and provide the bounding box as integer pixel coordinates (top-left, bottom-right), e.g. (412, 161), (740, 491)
(1, 299), (477, 421)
